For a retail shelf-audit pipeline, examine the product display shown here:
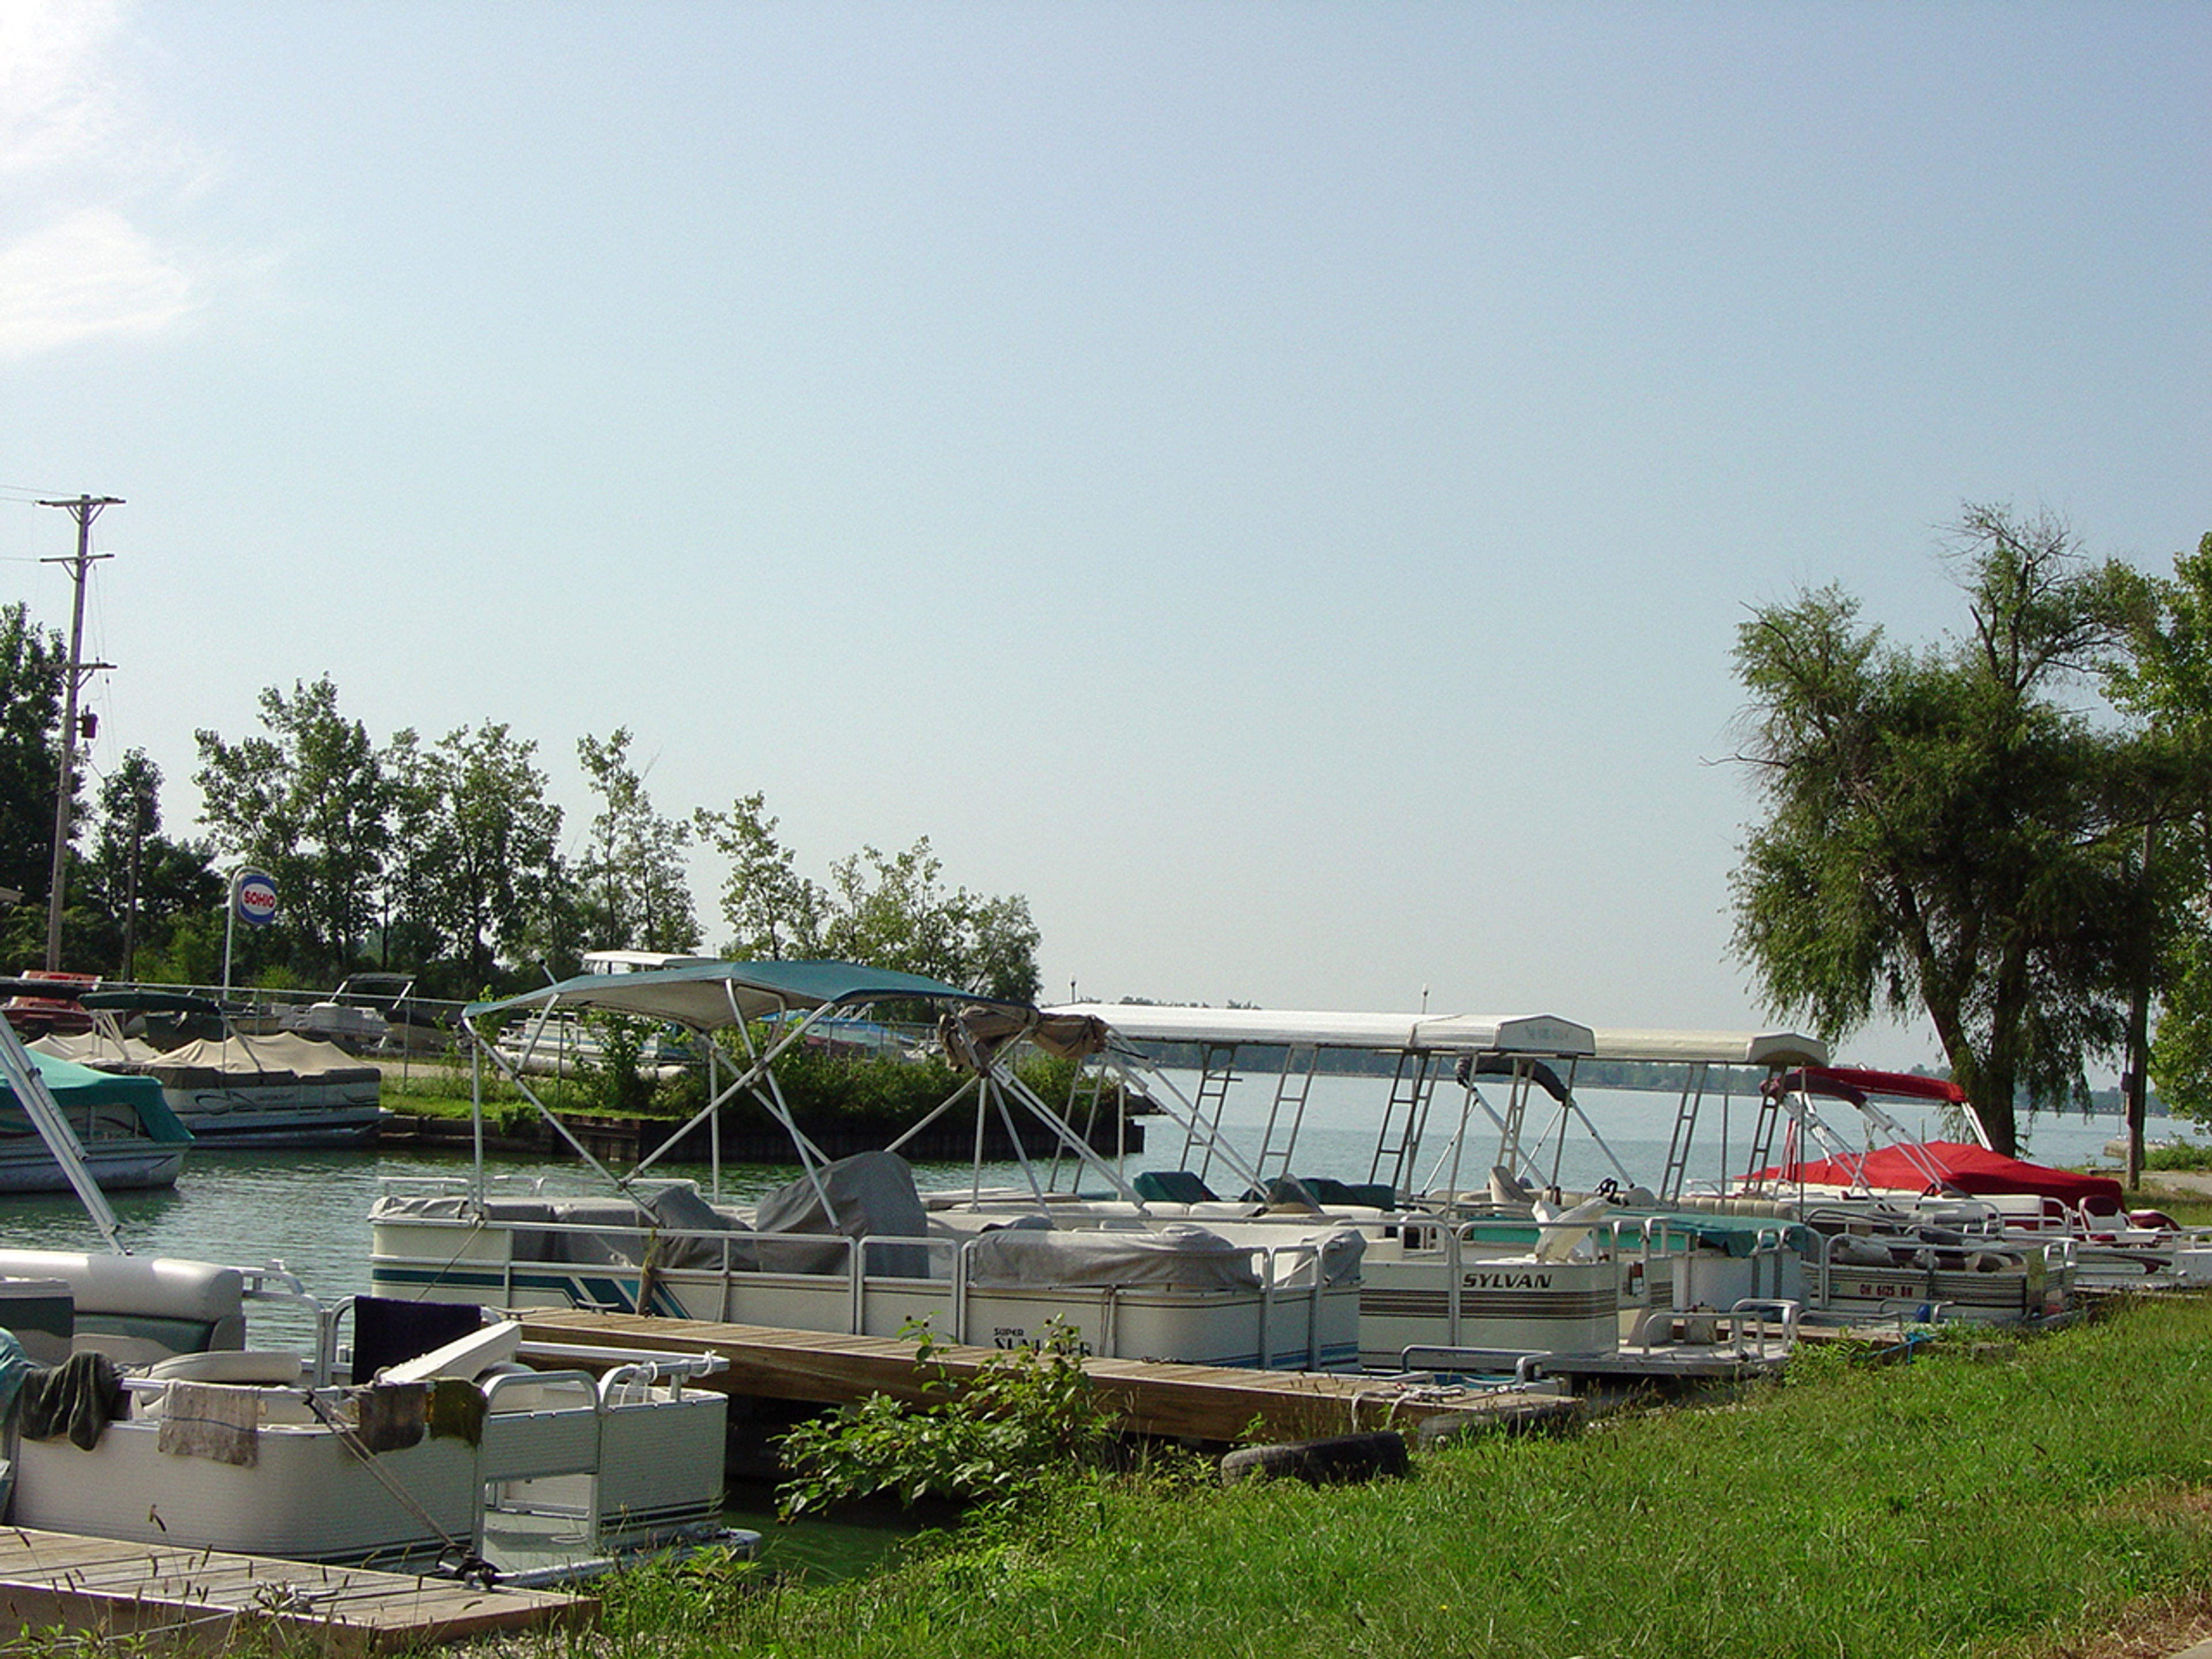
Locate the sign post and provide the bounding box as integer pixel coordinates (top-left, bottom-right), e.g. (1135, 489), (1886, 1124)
(222, 867), (278, 1000)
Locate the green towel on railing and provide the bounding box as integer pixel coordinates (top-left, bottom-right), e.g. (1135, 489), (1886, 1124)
(17, 1351), (127, 1450)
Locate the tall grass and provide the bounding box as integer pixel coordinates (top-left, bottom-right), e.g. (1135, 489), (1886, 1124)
(573, 1296), (2212, 1659)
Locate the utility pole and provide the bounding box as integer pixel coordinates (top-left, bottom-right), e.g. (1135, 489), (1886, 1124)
(36, 494), (121, 972)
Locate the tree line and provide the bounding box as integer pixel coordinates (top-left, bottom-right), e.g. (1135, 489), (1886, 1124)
(0, 654), (1040, 1005)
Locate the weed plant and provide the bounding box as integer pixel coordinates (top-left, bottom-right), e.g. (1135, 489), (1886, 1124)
(777, 1320), (1118, 1520)
(524, 1294), (2212, 1659)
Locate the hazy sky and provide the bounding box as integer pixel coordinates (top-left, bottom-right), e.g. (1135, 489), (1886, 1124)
(2, 1), (2206, 1066)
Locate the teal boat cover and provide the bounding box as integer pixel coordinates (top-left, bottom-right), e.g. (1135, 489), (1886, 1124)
(1639, 1209), (1817, 1259)
(2, 1048), (192, 1145)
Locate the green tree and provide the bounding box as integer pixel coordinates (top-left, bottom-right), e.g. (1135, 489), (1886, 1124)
(694, 793), (1042, 999)
(0, 603), (70, 960)
(194, 675), (390, 980)
(694, 792), (824, 960)
(576, 728), (698, 953)
(376, 727), (446, 972)
(821, 835), (1042, 1003)
(2101, 531), (2212, 1121)
(1729, 505), (2145, 1154)
(69, 749), (222, 978)
(423, 721), (565, 986)
(961, 891), (1045, 1005)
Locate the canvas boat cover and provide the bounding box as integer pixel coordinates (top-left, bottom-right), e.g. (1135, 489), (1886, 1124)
(965, 1221), (1260, 1290)
(1, 1049), (190, 1145)
(1048, 1002), (1594, 1056)
(32, 1031), (166, 1068)
(1589, 1029), (1828, 1067)
(963, 1219), (1363, 1291)
(37, 1029), (377, 1085)
(1751, 1140), (2123, 1206)
(941, 1007), (1110, 1069)
(1772, 1066), (1966, 1105)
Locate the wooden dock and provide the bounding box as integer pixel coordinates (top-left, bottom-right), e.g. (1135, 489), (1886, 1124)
(513, 1309), (1582, 1443)
(0, 1527), (593, 1654)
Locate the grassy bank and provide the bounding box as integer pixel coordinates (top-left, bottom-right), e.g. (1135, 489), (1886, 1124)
(567, 1293), (2212, 1659)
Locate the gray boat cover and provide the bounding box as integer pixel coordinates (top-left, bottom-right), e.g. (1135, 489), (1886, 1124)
(751, 1150), (931, 1275)
(963, 1222), (1364, 1291)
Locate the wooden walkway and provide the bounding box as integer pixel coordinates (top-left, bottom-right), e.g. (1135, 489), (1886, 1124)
(514, 1309), (1582, 1442)
(0, 1527), (592, 1654)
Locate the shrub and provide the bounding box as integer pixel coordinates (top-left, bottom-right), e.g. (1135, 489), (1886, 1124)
(775, 1319), (1116, 1522)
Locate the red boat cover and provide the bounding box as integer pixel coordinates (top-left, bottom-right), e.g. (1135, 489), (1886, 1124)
(1757, 1140), (2123, 1206)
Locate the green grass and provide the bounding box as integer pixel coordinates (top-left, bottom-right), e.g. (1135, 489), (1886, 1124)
(557, 1296), (2212, 1659)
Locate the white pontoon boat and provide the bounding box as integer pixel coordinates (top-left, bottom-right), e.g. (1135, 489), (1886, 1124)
(1024, 1007), (1803, 1380)
(35, 988), (386, 1149)
(0, 1011), (744, 1583)
(368, 961), (1365, 1370)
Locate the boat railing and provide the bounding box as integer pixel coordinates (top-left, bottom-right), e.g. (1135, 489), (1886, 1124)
(1725, 1297), (1800, 1354)
(1393, 1345), (1551, 1385)
(229, 1261), (336, 1384)
(944, 1232), (1348, 1372)
(1873, 1297), (1952, 1327)
(1622, 1294), (1800, 1354)
(377, 1202), (1350, 1366)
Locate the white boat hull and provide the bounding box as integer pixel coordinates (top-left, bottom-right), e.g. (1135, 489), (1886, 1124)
(13, 1403), (483, 1570)
(13, 1371), (730, 1576)
(368, 1212), (1362, 1371)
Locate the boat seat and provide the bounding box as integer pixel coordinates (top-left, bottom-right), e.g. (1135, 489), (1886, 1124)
(1240, 1175), (1324, 1213)
(1134, 1169), (1218, 1205)
(1293, 1176), (1396, 1211)
(147, 1349), (304, 1385)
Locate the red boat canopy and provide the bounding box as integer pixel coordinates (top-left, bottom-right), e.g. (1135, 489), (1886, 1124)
(1768, 1066), (1967, 1107)
(1757, 1139), (2123, 1207)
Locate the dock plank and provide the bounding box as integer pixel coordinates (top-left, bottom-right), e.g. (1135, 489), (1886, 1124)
(0, 1527), (593, 1654)
(513, 1309), (1579, 1443)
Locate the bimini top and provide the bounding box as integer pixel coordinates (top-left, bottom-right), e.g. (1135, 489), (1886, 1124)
(1770, 1065), (1964, 1106)
(468, 958), (1025, 1033)
(1046, 1002), (1594, 1057)
(1590, 1028), (1828, 1068)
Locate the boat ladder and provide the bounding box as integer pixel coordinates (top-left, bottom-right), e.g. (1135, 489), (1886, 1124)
(1252, 1045), (1319, 1185)
(1182, 1044), (1240, 1184)
(1741, 1085), (1786, 1187)
(1657, 1061), (1712, 1203)
(1369, 1049), (1437, 1195)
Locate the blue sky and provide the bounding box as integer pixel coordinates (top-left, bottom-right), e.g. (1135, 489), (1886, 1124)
(2, 1), (2206, 1065)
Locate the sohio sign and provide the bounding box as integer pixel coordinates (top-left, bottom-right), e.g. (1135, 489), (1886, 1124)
(234, 869), (278, 928)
